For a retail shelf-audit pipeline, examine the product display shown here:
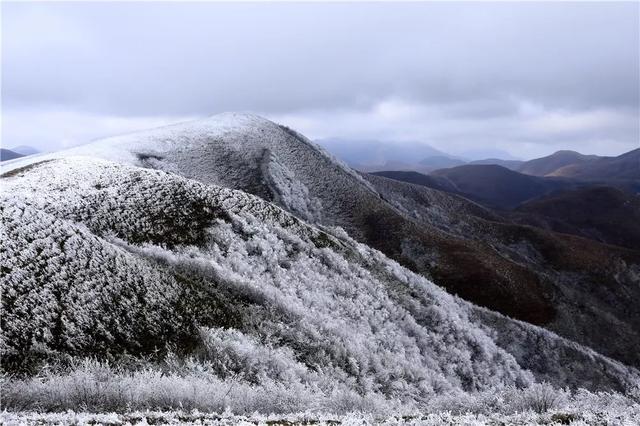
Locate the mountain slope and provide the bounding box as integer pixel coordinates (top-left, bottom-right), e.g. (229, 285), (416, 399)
(517, 150), (600, 177)
(9, 145), (40, 156)
(512, 186), (640, 250)
(418, 156), (466, 170)
(430, 164), (576, 209)
(2, 157), (638, 396)
(363, 173), (640, 368)
(371, 170), (460, 194)
(3, 113), (639, 370)
(0, 148), (25, 162)
(469, 158), (523, 170)
(550, 148), (640, 180)
(2, 116), (560, 326)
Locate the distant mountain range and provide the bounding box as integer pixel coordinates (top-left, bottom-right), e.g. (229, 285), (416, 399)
(517, 150), (600, 176)
(10, 145), (40, 156)
(548, 148), (640, 180)
(320, 138), (638, 180)
(469, 158), (523, 170)
(0, 149), (24, 162)
(372, 147), (640, 252)
(0, 146), (39, 162)
(429, 165), (581, 209)
(315, 138), (452, 168)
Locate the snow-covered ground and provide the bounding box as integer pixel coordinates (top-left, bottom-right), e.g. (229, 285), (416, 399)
(3, 402), (640, 426)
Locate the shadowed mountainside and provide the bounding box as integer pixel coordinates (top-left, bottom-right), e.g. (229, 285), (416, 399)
(0, 149), (24, 162)
(549, 148), (640, 180)
(364, 173), (640, 368)
(517, 150), (600, 177)
(429, 164), (578, 209)
(512, 186), (640, 250)
(469, 158), (523, 170)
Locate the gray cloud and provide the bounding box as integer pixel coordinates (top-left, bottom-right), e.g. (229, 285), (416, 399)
(2, 2), (638, 157)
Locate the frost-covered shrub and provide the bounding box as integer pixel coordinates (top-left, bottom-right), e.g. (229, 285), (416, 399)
(197, 327), (310, 384)
(2, 360), (639, 418)
(0, 359), (404, 415)
(518, 382), (568, 413)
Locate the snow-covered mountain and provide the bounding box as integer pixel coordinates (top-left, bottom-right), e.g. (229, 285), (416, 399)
(2, 157), (638, 398)
(12, 114), (633, 366)
(2, 114), (639, 404)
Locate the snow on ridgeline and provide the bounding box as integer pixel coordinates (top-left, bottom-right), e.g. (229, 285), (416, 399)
(0, 113), (378, 225)
(2, 157), (638, 409)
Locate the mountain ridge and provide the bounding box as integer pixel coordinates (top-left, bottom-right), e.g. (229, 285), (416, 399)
(516, 150), (601, 177)
(0, 148), (25, 162)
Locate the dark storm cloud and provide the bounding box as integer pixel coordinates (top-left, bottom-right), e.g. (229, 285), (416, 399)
(2, 1), (638, 157)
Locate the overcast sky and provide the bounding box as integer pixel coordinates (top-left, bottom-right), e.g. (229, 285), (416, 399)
(2, 2), (639, 159)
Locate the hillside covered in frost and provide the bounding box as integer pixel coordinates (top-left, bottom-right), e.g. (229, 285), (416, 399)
(2, 115), (640, 417)
(5, 113), (639, 370)
(2, 154), (639, 412)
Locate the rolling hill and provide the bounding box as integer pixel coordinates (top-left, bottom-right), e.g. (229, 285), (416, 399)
(429, 164), (577, 209)
(550, 148), (640, 180)
(517, 150), (600, 177)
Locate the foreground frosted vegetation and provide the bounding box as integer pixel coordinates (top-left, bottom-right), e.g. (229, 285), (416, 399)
(2, 360), (640, 423)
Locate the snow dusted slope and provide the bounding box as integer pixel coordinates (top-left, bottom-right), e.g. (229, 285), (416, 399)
(2, 113), (374, 226)
(0, 115), (555, 327)
(3, 113), (640, 372)
(2, 157), (638, 398)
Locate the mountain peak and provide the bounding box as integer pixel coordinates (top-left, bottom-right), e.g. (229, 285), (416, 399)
(550, 149), (583, 156)
(204, 111), (281, 129)
(518, 150), (598, 176)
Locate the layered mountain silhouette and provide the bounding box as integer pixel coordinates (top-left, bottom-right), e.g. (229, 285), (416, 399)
(429, 165), (579, 209)
(469, 158), (523, 170)
(0, 148), (25, 162)
(373, 148), (639, 230)
(2, 114), (639, 395)
(418, 155), (466, 170)
(315, 138), (445, 170)
(9, 146), (40, 156)
(549, 148), (640, 180)
(322, 134), (638, 186)
(517, 150), (600, 177)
